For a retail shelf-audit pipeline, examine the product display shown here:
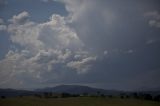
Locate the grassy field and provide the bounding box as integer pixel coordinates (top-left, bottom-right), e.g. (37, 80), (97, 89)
(0, 97), (160, 106)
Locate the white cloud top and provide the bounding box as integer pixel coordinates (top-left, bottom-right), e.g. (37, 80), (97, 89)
(0, 11), (97, 88)
(8, 11), (30, 24)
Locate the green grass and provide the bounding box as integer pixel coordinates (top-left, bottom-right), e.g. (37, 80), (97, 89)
(0, 97), (160, 106)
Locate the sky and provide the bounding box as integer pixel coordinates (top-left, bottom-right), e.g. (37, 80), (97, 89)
(0, 0), (160, 91)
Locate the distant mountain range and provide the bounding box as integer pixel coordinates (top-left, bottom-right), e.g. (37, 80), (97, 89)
(0, 85), (160, 97)
(0, 88), (35, 97)
(35, 85), (123, 95)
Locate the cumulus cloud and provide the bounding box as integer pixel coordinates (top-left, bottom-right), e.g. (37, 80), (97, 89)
(145, 11), (160, 28)
(103, 50), (108, 55)
(0, 18), (4, 24)
(0, 11), (97, 87)
(67, 56), (97, 74)
(0, 25), (7, 31)
(0, 18), (7, 31)
(41, 0), (52, 3)
(8, 11), (30, 24)
(0, 50), (30, 87)
(7, 13), (83, 51)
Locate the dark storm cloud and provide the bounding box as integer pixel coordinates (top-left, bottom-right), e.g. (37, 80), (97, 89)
(54, 0), (160, 90)
(65, 0), (160, 52)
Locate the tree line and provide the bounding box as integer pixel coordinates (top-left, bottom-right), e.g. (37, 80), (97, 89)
(1, 91), (160, 102)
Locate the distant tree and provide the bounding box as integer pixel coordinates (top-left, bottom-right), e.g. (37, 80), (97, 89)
(143, 94), (152, 100)
(19, 95), (23, 98)
(131, 92), (153, 100)
(132, 92), (138, 99)
(120, 95), (124, 99)
(100, 94), (105, 98)
(72, 94), (80, 97)
(34, 94), (42, 98)
(153, 95), (160, 101)
(108, 95), (113, 98)
(97, 91), (100, 96)
(120, 93), (125, 99)
(52, 96), (58, 98)
(62, 93), (71, 98)
(44, 92), (50, 98)
(1, 96), (6, 99)
(48, 92), (52, 97)
(82, 92), (88, 96)
(126, 95), (130, 98)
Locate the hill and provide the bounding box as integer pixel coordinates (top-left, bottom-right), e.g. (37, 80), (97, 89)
(0, 88), (35, 97)
(0, 85), (160, 97)
(35, 85), (123, 95)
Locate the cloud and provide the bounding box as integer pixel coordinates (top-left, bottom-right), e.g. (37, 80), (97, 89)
(128, 50), (133, 53)
(8, 11), (30, 24)
(0, 25), (7, 31)
(58, 0), (140, 52)
(0, 50), (30, 87)
(149, 20), (160, 28)
(61, 0), (115, 25)
(58, 0), (160, 56)
(1, 0), (159, 90)
(145, 11), (160, 28)
(0, 18), (7, 31)
(41, 0), (52, 3)
(67, 56), (97, 74)
(8, 13), (83, 51)
(103, 50), (108, 55)
(8, 21), (43, 50)
(0, 11), (97, 88)
(0, 18), (4, 24)
(145, 11), (160, 20)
